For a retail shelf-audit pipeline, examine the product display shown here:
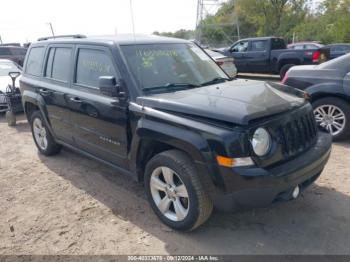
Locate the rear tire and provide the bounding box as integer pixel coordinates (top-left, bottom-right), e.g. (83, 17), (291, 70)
(312, 97), (350, 141)
(144, 150), (213, 231)
(6, 111), (16, 126)
(279, 64), (295, 79)
(30, 111), (62, 156)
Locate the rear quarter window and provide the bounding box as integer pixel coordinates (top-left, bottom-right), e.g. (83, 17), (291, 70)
(271, 38), (286, 50)
(25, 47), (45, 76)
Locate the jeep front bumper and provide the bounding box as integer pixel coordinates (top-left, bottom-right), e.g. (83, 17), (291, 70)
(213, 130), (332, 211)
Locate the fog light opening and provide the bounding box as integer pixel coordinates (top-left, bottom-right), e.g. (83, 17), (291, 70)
(292, 186), (300, 199)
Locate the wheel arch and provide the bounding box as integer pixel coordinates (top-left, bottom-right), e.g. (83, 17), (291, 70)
(130, 118), (216, 193)
(22, 90), (55, 136)
(306, 83), (350, 104)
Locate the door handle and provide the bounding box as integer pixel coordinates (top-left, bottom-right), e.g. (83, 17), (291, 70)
(39, 88), (51, 95)
(69, 97), (82, 103)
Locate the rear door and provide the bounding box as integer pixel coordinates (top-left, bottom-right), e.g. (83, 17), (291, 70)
(68, 45), (129, 168)
(40, 44), (75, 143)
(245, 40), (269, 73)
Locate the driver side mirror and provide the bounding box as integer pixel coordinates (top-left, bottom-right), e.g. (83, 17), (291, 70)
(98, 76), (126, 99)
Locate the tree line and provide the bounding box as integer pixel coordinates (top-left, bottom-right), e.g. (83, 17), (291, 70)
(153, 0), (350, 47)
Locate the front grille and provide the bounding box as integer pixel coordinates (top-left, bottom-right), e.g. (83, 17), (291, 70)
(277, 111), (317, 159)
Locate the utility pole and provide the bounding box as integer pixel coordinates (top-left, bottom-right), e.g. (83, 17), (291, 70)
(233, 0), (240, 40)
(195, 0), (204, 43)
(195, 0), (240, 46)
(0, 35), (3, 44)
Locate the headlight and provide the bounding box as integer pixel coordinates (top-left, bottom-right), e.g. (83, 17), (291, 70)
(251, 128), (271, 156)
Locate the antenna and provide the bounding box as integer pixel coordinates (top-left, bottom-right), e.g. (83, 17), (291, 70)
(47, 22), (55, 37)
(129, 0), (136, 40)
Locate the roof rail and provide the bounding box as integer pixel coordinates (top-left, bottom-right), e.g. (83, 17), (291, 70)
(37, 34), (87, 41)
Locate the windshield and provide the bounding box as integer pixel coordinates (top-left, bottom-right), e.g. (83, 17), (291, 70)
(0, 61), (21, 76)
(120, 43), (228, 92)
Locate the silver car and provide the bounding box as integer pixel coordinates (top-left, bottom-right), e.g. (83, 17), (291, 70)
(205, 49), (237, 78)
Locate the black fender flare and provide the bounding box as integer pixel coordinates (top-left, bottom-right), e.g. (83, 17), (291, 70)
(22, 90), (55, 136)
(128, 103), (221, 192)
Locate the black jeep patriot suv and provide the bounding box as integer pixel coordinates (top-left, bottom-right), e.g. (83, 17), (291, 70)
(20, 35), (332, 231)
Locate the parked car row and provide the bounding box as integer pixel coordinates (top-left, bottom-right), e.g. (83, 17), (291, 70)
(214, 37), (329, 79)
(214, 37), (350, 79)
(287, 42), (350, 60)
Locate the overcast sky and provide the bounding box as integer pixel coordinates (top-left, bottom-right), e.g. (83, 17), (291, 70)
(0, 0), (198, 43)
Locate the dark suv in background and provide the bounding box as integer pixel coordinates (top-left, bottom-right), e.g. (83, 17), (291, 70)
(0, 46), (27, 66)
(20, 35), (332, 231)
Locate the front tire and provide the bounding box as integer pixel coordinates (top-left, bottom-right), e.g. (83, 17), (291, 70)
(144, 150), (213, 231)
(313, 97), (350, 141)
(30, 111), (62, 156)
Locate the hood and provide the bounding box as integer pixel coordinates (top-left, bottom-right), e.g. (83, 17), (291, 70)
(136, 79), (306, 125)
(0, 76), (20, 93)
(288, 64), (345, 80)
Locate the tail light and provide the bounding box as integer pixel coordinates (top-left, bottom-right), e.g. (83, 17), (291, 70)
(281, 72), (288, 85)
(216, 61), (224, 66)
(312, 51), (321, 63)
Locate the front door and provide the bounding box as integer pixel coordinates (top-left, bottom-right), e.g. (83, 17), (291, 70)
(69, 46), (129, 168)
(228, 40), (249, 72)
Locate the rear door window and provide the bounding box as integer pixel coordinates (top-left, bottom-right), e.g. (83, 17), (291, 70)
(45, 47), (72, 82)
(75, 48), (116, 88)
(251, 40), (267, 51)
(25, 47), (45, 76)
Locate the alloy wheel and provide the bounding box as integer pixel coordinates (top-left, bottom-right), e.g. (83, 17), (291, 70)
(150, 166), (190, 222)
(314, 105), (346, 136)
(33, 118), (48, 150)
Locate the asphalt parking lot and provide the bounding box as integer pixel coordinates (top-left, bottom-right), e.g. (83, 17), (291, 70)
(0, 113), (350, 255)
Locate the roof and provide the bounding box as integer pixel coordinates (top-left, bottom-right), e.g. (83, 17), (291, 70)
(288, 42), (322, 45)
(325, 43), (350, 46)
(32, 34), (190, 46)
(239, 36), (283, 41)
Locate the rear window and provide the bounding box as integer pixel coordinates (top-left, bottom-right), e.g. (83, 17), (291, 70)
(25, 47), (44, 76)
(271, 38), (286, 50)
(45, 47), (72, 82)
(0, 47), (11, 56)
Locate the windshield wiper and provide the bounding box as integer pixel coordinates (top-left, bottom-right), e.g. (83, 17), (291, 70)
(143, 82), (200, 92)
(200, 77), (231, 87)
